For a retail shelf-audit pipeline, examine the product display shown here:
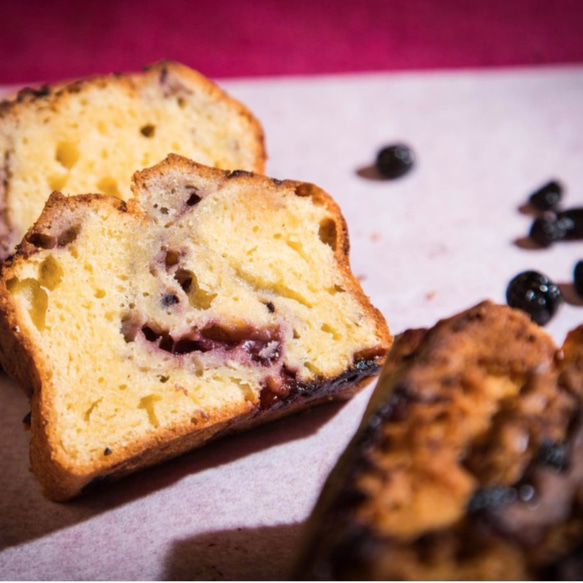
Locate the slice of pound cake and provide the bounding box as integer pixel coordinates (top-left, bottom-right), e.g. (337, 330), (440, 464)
(0, 61), (266, 259)
(295, 301), (583, 580)
(0, 154), (391, 501)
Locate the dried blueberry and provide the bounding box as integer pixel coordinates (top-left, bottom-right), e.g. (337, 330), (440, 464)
(375, 144), (415, 179)
(506, 270), (563, 325)
(161, 293), (179, 307)
(575, 261), (583, 297)
(528, 180), (562, 211)
(529, 214), (565, 247)
(557, 207), (583, 240)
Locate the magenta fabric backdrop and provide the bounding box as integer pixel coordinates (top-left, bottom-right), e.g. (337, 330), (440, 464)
(1, 0), (583, 84)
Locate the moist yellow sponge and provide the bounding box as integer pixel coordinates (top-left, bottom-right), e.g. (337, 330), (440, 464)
(0, 155), (391, 500)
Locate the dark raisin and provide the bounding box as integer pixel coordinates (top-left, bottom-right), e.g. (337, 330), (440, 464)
(528, 180), (562, 211)
(557, 207), (583, 240)
(574, 260), (583, 297)
(161, 293), (179, 307)
(529, 214), (565, 247)
(506, 270), (563, 325)
(538, 439), (569, 471)
(265, 301), (275, 313)
(104, 447), (112, 456)
(375, 143), (415, 179)
(468, 485), (517, 513)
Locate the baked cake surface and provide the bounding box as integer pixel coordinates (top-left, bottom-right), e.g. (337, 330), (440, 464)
(296, 301), (583, 580)
(0, 61), (266, 258)
(0, 154), (390, 500)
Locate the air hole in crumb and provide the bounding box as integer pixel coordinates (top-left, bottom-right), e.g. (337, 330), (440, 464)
(174, 269), (216, 309)
(48, 174), (68, 192)
(97, 176), (120, 197)
(140, 124), (156, 138)
(55, 140), (80, 169)
(28, 232), (56, 249)
(6, 278), (48, 331)
(294, 184), (312, 197)
(318, 218), (337, 251)
(139, 394), (162, 427)
(58, 226), (80, 247)
(304, 362), (321, 375)
(175, 269), (192, 293)
(186, 191), (202, 206)
(321, 323), (340, 339)
(38, 256), (63, 290)
(165, 249), (180, 268)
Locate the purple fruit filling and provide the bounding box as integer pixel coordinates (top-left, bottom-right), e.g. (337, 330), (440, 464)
(136, 321), (283, 367)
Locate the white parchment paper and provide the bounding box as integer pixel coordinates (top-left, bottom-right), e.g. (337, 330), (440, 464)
(1, 65), (582, 580)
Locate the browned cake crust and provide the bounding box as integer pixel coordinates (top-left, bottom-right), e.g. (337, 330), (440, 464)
(0, 155), (390, 501)
(296, 301), (583, 580)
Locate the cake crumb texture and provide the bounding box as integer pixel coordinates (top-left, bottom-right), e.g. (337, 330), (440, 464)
(0, 61), (266, 258)
(0, 155), (390, 501)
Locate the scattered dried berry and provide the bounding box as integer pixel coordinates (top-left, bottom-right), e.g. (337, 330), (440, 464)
(528, 180), (563, 211)
(506, 270), (563, 325)
(574, 261), (583, 297)
(375, 144), (415, 179)
(557, 207), (583, 240)
(529, 214), (566, 247)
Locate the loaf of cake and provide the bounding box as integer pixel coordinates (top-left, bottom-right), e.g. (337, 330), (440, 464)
(0, 154), (391, 501)
(295, 301), (583, 580)
(0, 61), (266, 259)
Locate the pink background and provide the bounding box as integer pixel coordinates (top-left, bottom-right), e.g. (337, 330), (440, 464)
(1, 0), (583, 83)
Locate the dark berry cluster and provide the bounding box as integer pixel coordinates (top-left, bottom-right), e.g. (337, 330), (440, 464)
(527, 181), (583, 248)
(507, 180), (583, 325)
